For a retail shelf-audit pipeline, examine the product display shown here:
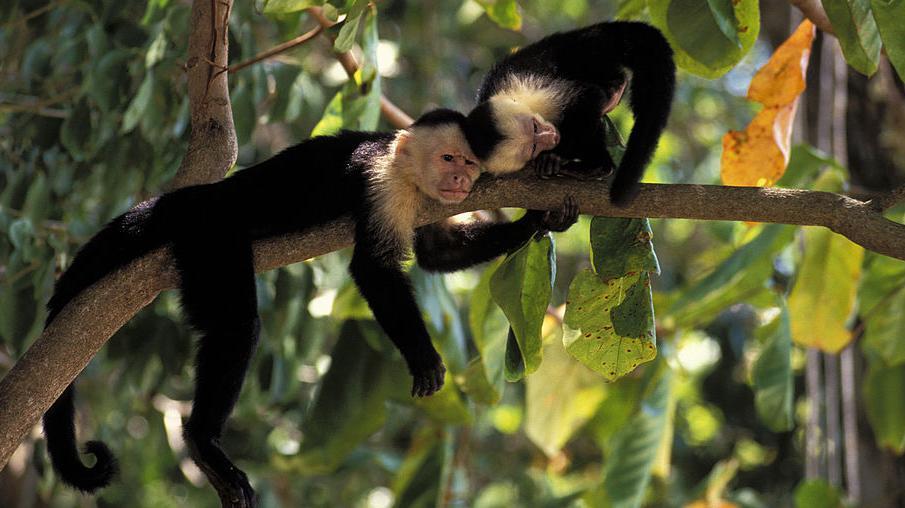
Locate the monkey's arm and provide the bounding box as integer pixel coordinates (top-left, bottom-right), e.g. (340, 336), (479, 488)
(415, 196), (579, 273)
(348, 240), (446, 397)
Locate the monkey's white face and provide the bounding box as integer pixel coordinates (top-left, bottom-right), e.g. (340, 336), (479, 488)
(482, 98), (559, 175)
(398, 125), (481, 205)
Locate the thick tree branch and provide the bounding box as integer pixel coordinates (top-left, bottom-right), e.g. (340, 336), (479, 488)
(2, 175), (904, 468)
(169, 0), (237, 189)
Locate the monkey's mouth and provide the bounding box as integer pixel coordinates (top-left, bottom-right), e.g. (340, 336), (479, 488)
(438, 189), (470, 203)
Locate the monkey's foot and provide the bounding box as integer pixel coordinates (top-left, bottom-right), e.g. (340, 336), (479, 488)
(541, 195), (580, 233)
(532, 153), (566, 179)
(409, 351), (446, 398)
(186, 434), (256, 508)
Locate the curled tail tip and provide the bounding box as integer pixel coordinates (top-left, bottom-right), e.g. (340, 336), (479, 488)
(53, 441), (118, 493)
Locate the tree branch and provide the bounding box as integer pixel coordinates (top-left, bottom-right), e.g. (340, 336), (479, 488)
(1, 174), (904, 468)
(789, 0), (834, 35)
(227, 25), (324, 74)
(169, 0), (237, 189)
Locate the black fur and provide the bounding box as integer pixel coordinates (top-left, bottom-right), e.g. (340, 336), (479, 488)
(466, 21), (676, 206)
(41, 113), (564, 504)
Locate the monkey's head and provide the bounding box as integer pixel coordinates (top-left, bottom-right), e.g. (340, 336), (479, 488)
(395, 109), (481, 205)
(464, 98), (559, 175)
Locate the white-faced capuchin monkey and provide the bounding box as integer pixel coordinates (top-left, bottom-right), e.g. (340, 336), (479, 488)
(41, 108), (578, 507)
(464, 21), (676, 206)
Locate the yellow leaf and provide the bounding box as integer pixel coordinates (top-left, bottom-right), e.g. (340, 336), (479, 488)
(720, 20), (815, 187)
(789, 227), (864, 353)
(720, 102), (797, 186)
(748, 21), (816, 105)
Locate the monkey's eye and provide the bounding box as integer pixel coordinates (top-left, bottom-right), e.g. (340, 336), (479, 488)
(465, 159), (476, 165)
(442, 154), (454, 162)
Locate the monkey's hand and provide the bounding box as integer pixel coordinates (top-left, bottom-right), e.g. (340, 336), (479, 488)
(408, 347), (446, 398)
(538, 195), (580, 233)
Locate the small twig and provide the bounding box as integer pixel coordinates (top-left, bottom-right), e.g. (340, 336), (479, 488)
(307, 6), (414, 128)
(228, 25), (324, 74)
(2, 0), (64, 28)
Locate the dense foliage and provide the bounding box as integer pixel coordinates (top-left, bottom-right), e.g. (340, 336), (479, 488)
(1, 0), (904, 507)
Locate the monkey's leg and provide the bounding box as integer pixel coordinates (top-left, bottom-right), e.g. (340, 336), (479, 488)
(174, 232), (259, 508)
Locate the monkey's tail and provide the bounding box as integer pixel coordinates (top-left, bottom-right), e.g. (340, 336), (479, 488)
(608, 21), (676, 207)
(43, 197), (169, 492)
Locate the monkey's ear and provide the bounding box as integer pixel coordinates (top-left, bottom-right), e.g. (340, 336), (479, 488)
(395, 130), (414, 157)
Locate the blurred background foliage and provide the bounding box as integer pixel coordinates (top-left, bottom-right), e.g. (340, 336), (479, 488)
(1, 0), (905, 506)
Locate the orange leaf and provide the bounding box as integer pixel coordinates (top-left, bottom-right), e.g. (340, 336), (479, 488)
(720, 102), (798, 187)
(748, 20), (816, 106)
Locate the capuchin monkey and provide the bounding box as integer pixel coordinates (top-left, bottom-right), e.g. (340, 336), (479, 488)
(464, 21), (676, 206)
(41, 108), (578, 506)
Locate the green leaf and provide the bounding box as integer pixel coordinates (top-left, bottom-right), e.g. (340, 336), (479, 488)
(475, 0), (523, 31)
(822, 0), (882, 75)
(490, 237), (554, 378)
(22, 172), (51, 226)
(292, 321), (394, 473)
(87, 49), (132, 113)
(411, 268), (467, 375)
(525, 339), (606, 456)
(859, 256), (905, 365)
(864, 362), (905, 453)
(794, 479), (845, 508)
(121, 72), (155, 134)
(667, 224), (795, 328)
(601, 363), (673, 508)
(145, 29), (167, 68)
(262, 0), (324, 14)
(464, 259), (509, 403)
(650, 0), (760, 78)
(590, 217), (660, 281)
(777, 145), (841, 188)
(871, 0), (905, 81)
(616, 0), (648, 19)
(750, 304), (793, 432)
(563, 270), (657, 381)
(333, 1), (366, 53)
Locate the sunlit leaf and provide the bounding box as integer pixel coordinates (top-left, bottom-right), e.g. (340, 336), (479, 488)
(490, 237), (554, 377)
(750, 304), (793, 431)
(721, 21), (815, 187)
(263, 0), (324, 14)
(475, 0), (522, 31)
(871, 0), (905, 81)
(649, 0), (759, 78)
(525, 338), (606, 456)
(563, 270), (656, 381)
(412, 268), (467, 375)
(864, 362), (905, 453)
(747, 21), (815, 106)
(821, 0), (881, 75)
(334, 0), (367, 53)
(793, 479), (844, 508)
